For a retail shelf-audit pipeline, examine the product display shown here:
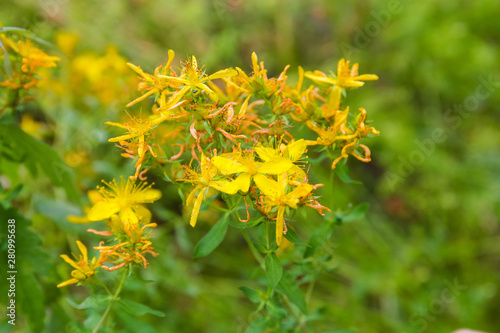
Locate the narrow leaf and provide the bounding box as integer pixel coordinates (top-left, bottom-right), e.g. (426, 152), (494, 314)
(193, 214), (229, 258)
(341, 203), (369, 223)
(276, 270), (307, 314)
(239, 286), (262, 304)
(117, 299), (165, 317)
(265, 253), (283, 289)
(0, 124), (80, 202)
(245, 316), (269, 333)
(335, 163), (361, 184)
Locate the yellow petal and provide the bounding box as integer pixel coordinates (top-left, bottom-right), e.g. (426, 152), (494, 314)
(57, 278), (80, 288)
(276, 206), (285, 246)
(87, 190), (102, 204)
(304, 72), (338, 86)
(257, 158), (293, 175)
(186, 185), (203, 207)
(296, 66), (304, 93)
(286, 139), (307, 161)
(254, 174), (281, 199)
(255, 145), (276, 162)
(212, 155), (248, 175)
(285, 184), (314, 209)
(137, 188), (162, 203)
(355, 74), (379, 81)
(87, 201), (120, 221)
(234, 173), (251, 193)
(76, 241), (88, 263)
(165, 49), (175, 69)
(288, 165), (307, 183)
(67, 215), (92, 224)
(120, 207), (139, 225)
(208, 68), (238, 80)
(60, 254), (80, 270)
(190, 190), (205, 227)
(132, 205), (152, 223)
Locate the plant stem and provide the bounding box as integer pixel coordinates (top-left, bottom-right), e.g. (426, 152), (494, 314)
(241, 229), (264, 269)
(93, 266), (129, 333)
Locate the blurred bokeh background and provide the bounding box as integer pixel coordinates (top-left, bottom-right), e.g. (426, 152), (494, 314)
(1, 0), (499, 332)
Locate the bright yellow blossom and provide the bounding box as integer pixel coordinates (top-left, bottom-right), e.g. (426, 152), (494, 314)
(305, 58), (378, 88)
(212, 149), (293, 193)
(158, 54), (238, 107)
(86, 177), (161, 229)
(17, 40), (60, 74)
(255, 174), (314, 246)
(57, 241), (106, 288)
(181, 154), (246, 227)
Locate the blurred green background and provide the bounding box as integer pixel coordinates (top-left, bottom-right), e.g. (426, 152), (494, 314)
(1, 0), (499, 332)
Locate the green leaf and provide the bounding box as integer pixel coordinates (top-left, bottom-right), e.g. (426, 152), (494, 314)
(253, 242), (267, 254)
(266, 300), (287, 318)
(284, 227), (306, 244)
(276, 270), (307, 314)
(117, 299), (165, 317)
(265, 253), (283, 289)
(304, 221), (334, 258)
(341, 203), (369, 224)
(334, 163), (361, 184)
(17, 272), (45, 332)
(0, 205), (49, 332)
(193, 213), (229, 258)
(67, 295), (111, 310)
(239, 286), (262, 304)
(245, 316), (269, 333)
(0, 124), (80, 202)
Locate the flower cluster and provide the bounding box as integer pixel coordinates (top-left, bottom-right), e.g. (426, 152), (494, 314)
(0, 32), (60, 108)
(59, 177), (161, 287)
(103, 50), (378, 246)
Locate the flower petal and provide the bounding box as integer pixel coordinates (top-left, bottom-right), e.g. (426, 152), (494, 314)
(286, 139), (307, 162)
(212, 155), (248, 175)
(190, 190), (205, 227)
(57, 278), (80, 288)
(60, 254), (80, 270)
(255, 145), (277, 162)
(276, 206), (285, 246)
(254, 174), (281, 200)
(87, 201), (120, 221)
(257, 158), (293, 175)
(76, 241), (88, 263)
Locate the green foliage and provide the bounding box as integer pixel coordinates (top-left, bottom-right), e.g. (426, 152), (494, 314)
(193, 213), (229, 258)
(1, 0), (499, 332)
(0, 124), (79, 202)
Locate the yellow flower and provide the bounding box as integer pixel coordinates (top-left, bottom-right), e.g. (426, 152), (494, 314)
(57, 241), (106, 287)
(86, 177), (161, 229)
(255, 173), (314, 246)
(181, 154), (245, 227)
(254, 139), (308, 182)
(17, 40), (60, 74)
(212, 149), (293, 193)
(158, 54), (238, 108)
(305, 58), (378, 88)
(126, 49), (176, 108)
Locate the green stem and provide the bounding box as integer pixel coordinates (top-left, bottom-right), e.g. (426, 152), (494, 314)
(241, 229), (264, 269)
(93, 266), (129, 333)
(96, 278), (113, 297)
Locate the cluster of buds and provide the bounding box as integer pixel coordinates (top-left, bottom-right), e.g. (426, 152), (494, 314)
(0, 32), (60, 107)
(59, 177), (161, 287)
(103, 50), (378, 247)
